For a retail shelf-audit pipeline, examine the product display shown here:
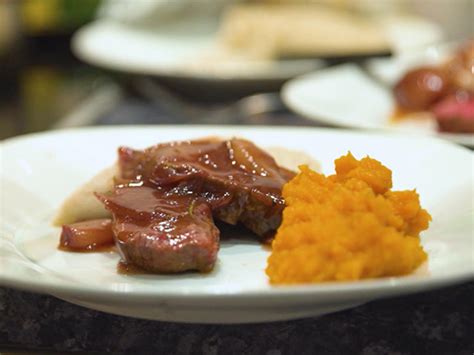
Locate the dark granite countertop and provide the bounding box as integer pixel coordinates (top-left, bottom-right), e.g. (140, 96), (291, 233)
(1, 282), (473, 354)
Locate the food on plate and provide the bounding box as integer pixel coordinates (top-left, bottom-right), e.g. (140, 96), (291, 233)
(444, 40), (474, 93)
(394, 67), (449, 111)
(217, 3), (389, 60)
(54, 165), (118, 226)
(431, 93), (474, 133)
(53, 145), (319, 226)
(393, 40), (474, 133)
(266, 152), (431, 284)
(97, 186), (220, 273)
(59, 219), (114, 251)
(56, 137), (319, 273)
(115, 139), (294, 237)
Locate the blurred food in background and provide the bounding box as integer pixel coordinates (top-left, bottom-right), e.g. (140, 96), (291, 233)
(0, 0), (472, 140)
(281, 38), (474, 146)
(217, 1), (391, 60)
(71, 0), (448, 103)
(75, 0), (444, 80)
(393, 40), (474, 133)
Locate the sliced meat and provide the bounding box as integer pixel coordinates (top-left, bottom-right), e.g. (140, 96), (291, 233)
(116, 138), (295, 238)
(432, 93), (474, 133)
(59, 219), (114, 251)
(96, 186), (219, 273)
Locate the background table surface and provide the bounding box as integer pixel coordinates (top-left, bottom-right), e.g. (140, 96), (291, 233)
(1, 282), (473, 354)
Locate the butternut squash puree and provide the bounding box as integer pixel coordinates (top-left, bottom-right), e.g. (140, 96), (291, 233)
(266, 152), (431, 284)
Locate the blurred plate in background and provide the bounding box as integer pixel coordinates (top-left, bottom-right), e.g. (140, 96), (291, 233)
(282, 63), (474, 147)
(72, 20), (323, 83)
(72, 14), (442, 84)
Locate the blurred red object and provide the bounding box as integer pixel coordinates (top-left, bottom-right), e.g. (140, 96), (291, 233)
(431, 92), (474, 133)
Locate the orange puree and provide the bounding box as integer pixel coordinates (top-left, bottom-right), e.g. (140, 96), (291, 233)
(266, 152), (431, 284)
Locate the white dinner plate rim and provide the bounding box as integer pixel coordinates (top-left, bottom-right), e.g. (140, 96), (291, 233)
(0, 264), (472, 302)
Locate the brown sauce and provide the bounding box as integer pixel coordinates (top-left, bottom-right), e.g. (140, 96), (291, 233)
(58, 244), (116, 253)
(116, 260), (212, 275)
(117, 138), (292, 209)
(117, 260), (152, 275)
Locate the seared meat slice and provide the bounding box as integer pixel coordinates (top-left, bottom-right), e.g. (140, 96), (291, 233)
(117, 138), (295, 238)
(59, 219), (114, 251)
(97, 186), (219, 273)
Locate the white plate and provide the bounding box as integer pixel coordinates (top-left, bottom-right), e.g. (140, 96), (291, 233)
(282, 64), (474, 147)
(72, 20), (322, 82)
(1, 126), (473, 323)
(72, 16), (441, 82)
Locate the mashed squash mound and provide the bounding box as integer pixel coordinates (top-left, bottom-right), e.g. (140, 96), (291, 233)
(266, 152), (431, 284)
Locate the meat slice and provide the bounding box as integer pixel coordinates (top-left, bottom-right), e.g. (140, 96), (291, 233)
(116, 138), (295, 238)
(432, 94), (474, 133)
(96, 186), (219, 273)
(59, 219), (114, 251)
